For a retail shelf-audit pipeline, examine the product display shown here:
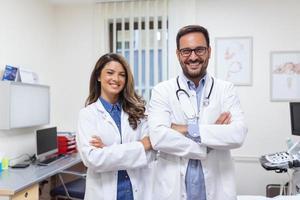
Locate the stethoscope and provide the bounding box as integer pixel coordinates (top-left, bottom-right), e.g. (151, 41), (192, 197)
(176, 75), (214, 108)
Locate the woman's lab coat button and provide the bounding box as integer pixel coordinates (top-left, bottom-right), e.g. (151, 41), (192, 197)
(135, 189), (138, 192)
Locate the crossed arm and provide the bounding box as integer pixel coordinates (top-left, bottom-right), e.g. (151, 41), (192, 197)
(90, 135), (152, 151)
(89, 112), (231, 151)
(172, 112), (231, 135)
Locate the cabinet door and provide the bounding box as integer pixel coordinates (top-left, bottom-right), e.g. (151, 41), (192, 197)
(0, 82), (50, 129)
(11, 184), (38, 200)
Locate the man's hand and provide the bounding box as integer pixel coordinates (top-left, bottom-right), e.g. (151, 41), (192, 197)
(171, 123), (188, 135)
(215, 112), (231, 124)
(171, 112), (231, 136)
(90, 135), (106, 148)
(140, 136), (152, 151)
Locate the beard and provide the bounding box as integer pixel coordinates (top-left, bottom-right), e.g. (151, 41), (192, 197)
(179, 57), (209, 80)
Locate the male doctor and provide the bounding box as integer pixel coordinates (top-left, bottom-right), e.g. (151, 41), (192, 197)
(148, 25), (248, 200)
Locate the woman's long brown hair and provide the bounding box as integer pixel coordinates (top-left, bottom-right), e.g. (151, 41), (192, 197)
(85, 53), (146, 130)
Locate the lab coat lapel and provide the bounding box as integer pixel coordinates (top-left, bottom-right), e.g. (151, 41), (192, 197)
(120, 110), (130, 143)
(178, 75), (198, 118)
(95, 100), (122, 140)
(199, 74), (213, 118)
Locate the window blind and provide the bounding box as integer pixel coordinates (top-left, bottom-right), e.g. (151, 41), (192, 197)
(97, 0), (168, 101)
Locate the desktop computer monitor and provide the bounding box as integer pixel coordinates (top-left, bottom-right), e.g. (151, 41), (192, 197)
(290, 102), (300, 136)
(36, 127), (58, 161)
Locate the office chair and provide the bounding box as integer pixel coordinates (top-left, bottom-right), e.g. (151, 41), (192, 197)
(50, 170), (86, 200)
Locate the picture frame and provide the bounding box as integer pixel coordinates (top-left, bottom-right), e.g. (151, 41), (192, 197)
(215, 37), (252, 85)
(270, 51), (300, 101)
(2, 65), (19, 81)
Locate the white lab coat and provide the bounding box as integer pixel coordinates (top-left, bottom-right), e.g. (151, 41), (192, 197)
(76, 100), (154, 200)
(148, 73), (247, 200)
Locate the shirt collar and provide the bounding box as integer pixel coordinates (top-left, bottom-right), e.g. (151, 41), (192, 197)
(99, 97), (121, 113)
(180, 72), (206, 90)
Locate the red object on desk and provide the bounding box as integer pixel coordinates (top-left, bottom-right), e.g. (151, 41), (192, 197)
(57, 133), (77, 155)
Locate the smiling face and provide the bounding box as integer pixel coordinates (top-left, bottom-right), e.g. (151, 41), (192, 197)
(176, 32), (211, 84)
(99, 61), (126, 103)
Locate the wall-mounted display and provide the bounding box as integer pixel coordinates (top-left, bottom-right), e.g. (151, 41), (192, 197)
(215, 37), (252, 85)
(271, 51), (300, 101)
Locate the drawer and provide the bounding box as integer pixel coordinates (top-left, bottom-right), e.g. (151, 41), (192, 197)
(11, 184), (39, 200)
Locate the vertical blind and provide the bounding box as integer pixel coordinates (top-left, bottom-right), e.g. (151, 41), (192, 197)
(97, 0), (168, 101)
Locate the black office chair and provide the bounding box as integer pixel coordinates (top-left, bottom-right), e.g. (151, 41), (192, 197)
(50, 170), (86, 200)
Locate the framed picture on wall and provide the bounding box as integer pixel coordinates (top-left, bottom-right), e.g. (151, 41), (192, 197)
(270, 51), (300, 101)
(215, 37), (252, 85)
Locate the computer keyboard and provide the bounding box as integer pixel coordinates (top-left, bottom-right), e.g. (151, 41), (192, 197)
(39, 154), (64, 165)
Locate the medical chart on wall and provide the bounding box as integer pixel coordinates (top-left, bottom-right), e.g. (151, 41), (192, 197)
(215, 37), (252, 86)
(271, 51), (300, 101)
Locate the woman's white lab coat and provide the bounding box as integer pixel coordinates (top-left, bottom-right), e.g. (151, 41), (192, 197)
(148, 74), (247, 200)
(77, 100), (153, 200)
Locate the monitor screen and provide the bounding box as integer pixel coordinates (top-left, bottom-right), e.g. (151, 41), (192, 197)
(290, 102), (300, 136)
(36, 127), (58, 160)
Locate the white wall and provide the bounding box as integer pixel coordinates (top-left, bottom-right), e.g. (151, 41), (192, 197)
(0, 0), (54, 160)
(0, 0), (299, 196)
(50, 3), (96, 130)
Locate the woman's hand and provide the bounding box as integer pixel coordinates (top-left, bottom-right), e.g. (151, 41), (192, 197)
(140, 136), (152, 151)
(90, 135), (105, 148)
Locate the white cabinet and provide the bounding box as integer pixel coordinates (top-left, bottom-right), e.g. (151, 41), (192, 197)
(0, 81), (50, 129)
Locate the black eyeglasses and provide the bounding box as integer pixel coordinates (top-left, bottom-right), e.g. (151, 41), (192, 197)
(179, 46), (208, 57)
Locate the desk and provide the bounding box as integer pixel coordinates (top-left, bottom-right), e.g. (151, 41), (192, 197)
(0, 154), (81, 200)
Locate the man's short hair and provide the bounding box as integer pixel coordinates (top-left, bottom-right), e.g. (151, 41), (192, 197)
(176, 25), (210, 49)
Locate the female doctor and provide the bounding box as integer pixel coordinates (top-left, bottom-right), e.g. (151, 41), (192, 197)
(77, 53), (152, 200)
